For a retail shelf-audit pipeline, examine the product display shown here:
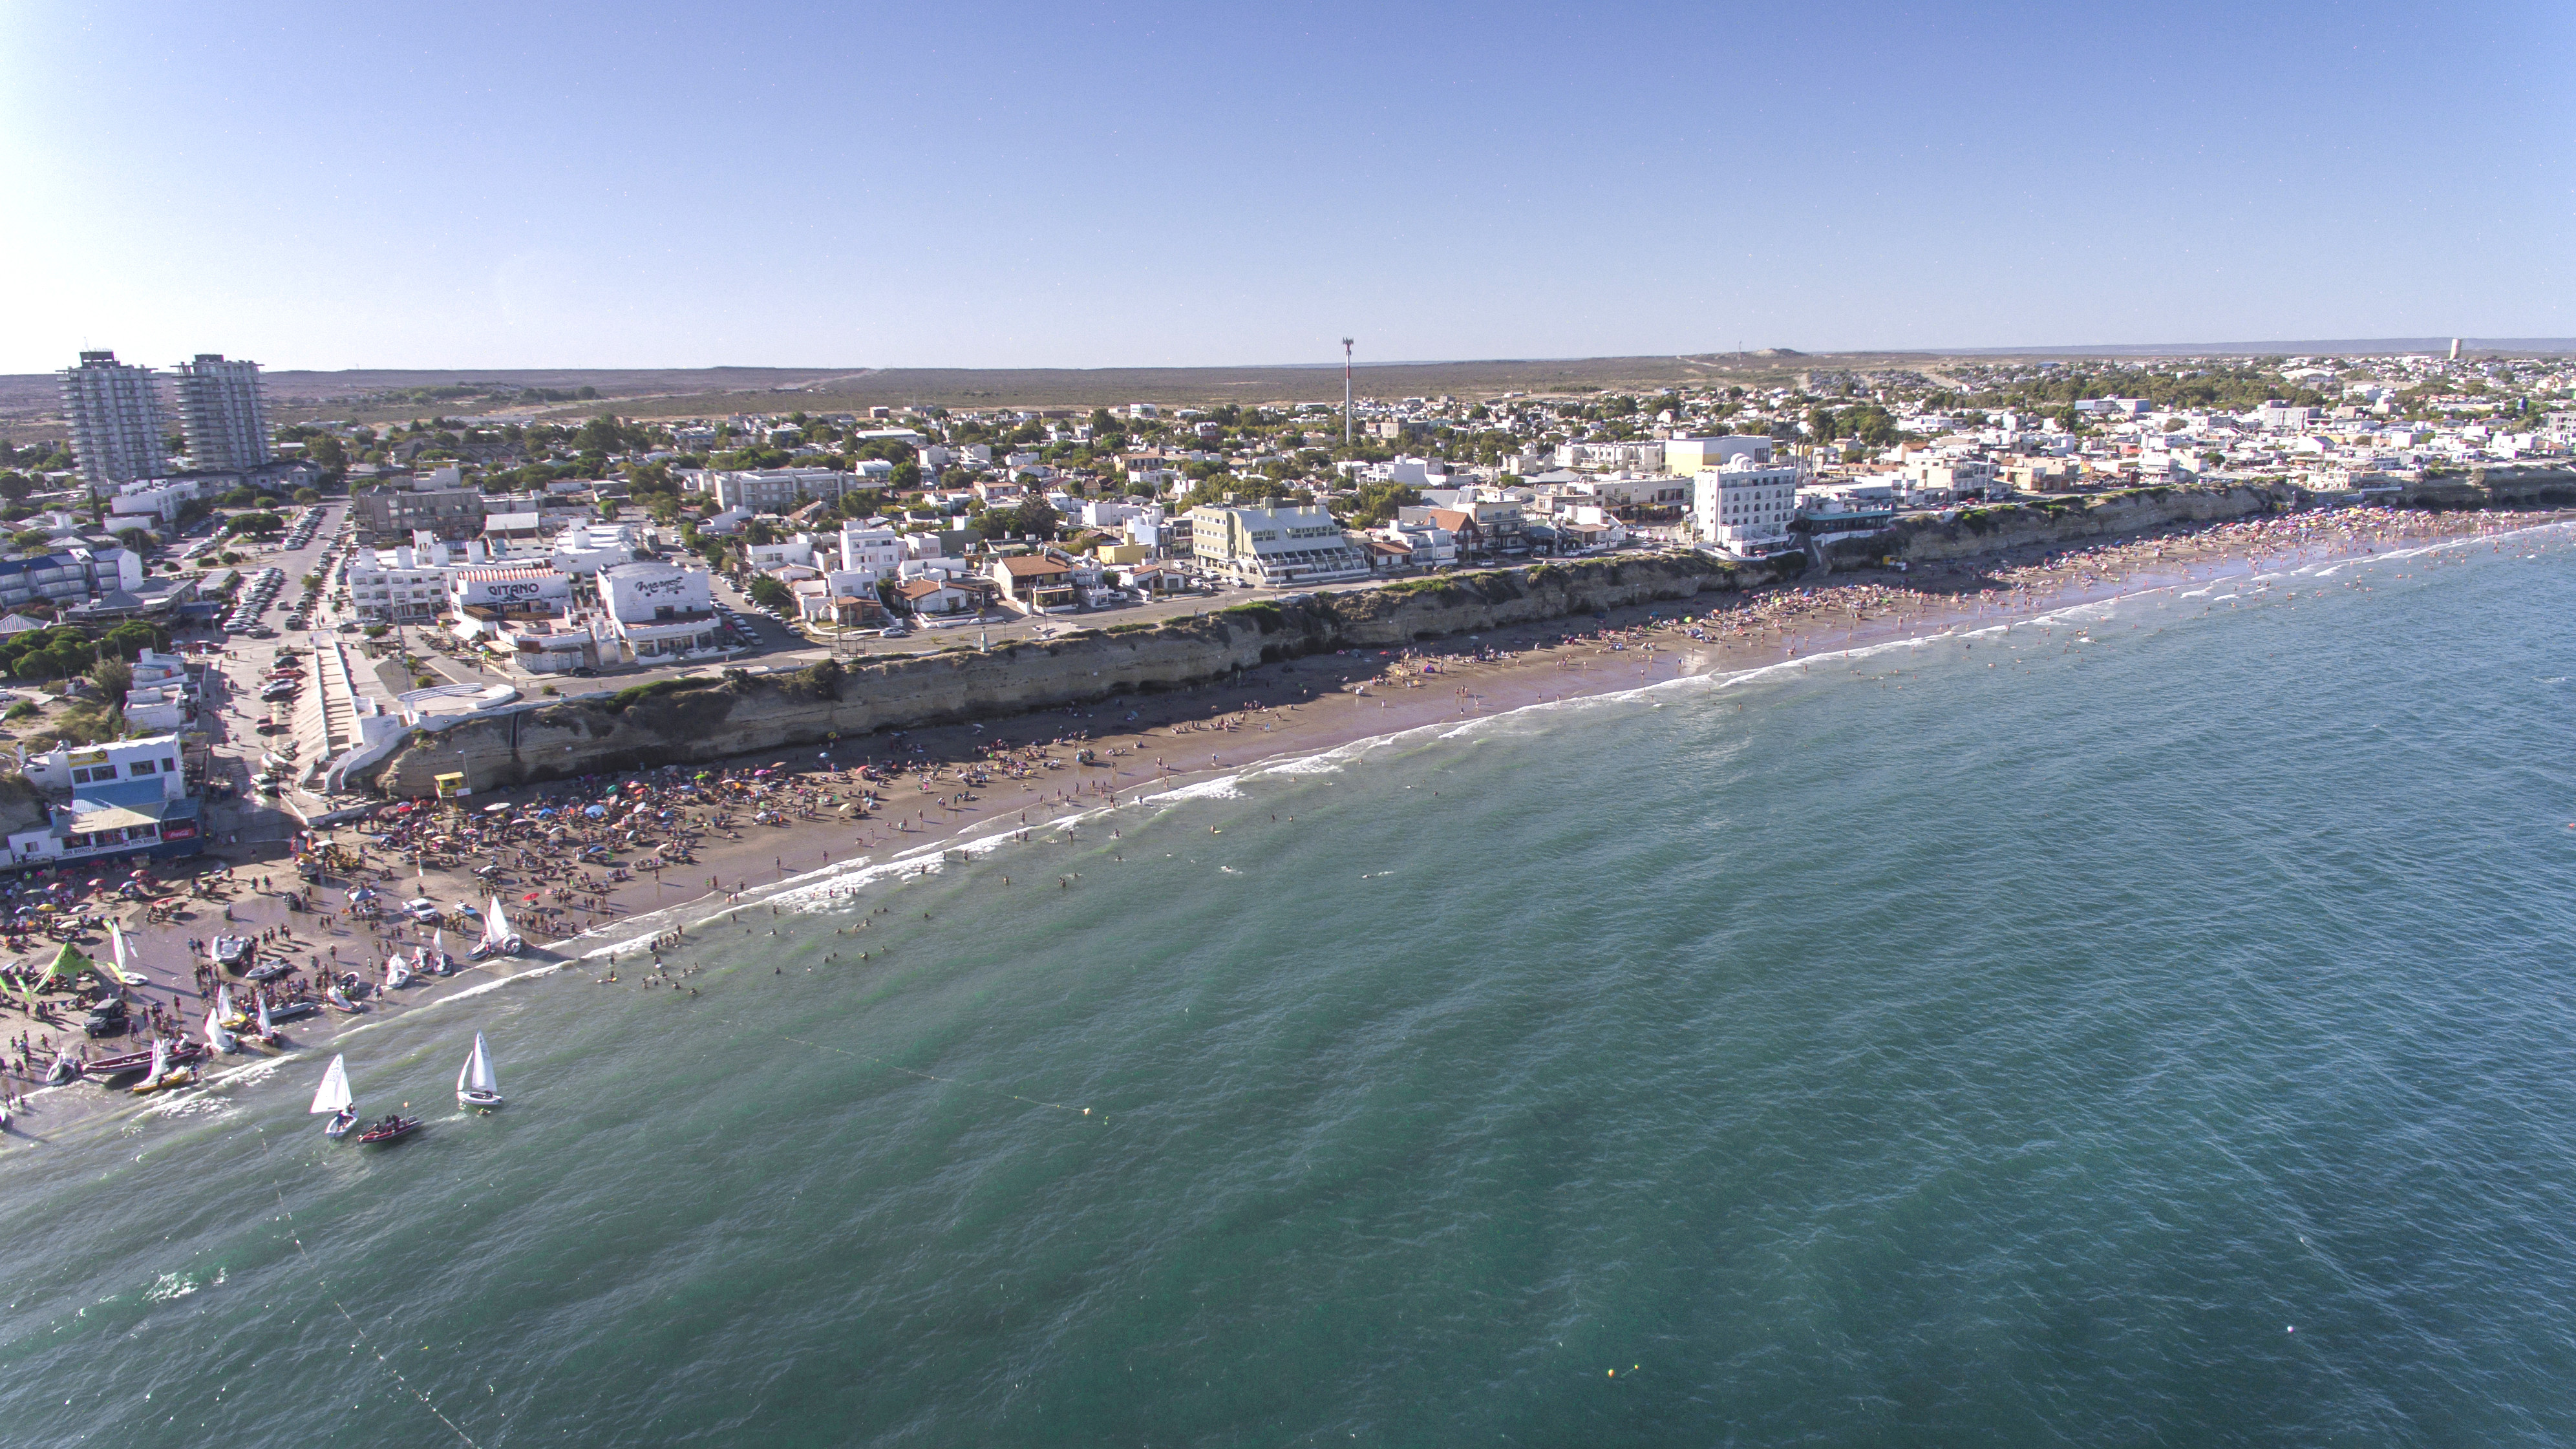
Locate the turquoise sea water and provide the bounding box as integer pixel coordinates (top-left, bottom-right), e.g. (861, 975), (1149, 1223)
(7, 527), (2576, 1446)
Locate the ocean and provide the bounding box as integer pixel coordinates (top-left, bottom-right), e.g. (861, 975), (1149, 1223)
(8, 525), (2576, 1446)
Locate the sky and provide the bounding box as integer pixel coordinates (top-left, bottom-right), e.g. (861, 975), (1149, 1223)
(3, 0), (2571, 373)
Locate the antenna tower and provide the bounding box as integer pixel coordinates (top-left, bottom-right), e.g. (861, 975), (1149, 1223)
(1342, 337), (1355, 445)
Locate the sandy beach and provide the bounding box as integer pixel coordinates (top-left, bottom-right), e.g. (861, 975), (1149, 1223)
(1, 502), (2559, 1145)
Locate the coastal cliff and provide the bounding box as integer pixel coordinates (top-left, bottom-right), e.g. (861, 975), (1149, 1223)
(369, 554), (1761, 796)
(1848, 483), (2297, 565)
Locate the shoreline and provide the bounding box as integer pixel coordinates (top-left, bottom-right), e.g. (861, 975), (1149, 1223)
(3, 503), (2563, 1147)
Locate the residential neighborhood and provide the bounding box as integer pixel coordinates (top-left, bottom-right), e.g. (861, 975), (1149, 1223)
(0, 343), (2567, 839)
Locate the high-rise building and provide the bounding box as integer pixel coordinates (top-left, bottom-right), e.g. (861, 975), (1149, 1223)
(58, 350), (169, 489)
(171, 354), (271, 471)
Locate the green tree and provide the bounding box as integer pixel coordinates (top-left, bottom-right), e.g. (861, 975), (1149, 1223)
(747, 575), (793, 609)
(99, 621), (165, 661)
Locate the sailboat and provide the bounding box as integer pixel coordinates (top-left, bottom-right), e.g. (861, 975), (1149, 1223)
(204, 1002), (237, 1055)
(456, 1031), (504, 1110)
(106, 921), (149, 986)
(310, 1053), (357, 1139)
(253, 993), (281, 1047)
(43, 1046), (78, 1085)
(471, 898), (523, 960)
(129, 1037), (197, 1095)
(385, 951), (413, 990)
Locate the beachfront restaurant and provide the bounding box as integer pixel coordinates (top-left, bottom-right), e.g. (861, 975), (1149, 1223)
(4, 793), (204, 868)
(5, 734), (206, 868)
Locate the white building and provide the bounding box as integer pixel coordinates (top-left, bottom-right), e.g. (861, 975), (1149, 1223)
(1559, 439), (1665, 472)
(1187, 501), (1370, 586)
(444, 564), (573, 616)
(691, 468), (857, 513)
(1692, 461), (1802, 554)
(109, 478), (201, 525)
(8, 734), (204, 866)
(59, 351), (168, 488)
(597, 560), (724, 661)
(348, 536), (491, 622)
(545, 520), (643, 576)
(837, 524), (908, 580)
(170, 354), (270, 471)
(1665, 435), (1776, 476)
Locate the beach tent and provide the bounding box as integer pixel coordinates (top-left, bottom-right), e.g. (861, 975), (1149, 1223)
(36, 943), (118, 992)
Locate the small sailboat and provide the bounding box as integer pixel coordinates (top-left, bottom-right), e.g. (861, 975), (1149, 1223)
(43, 1047), (78, 1085)
(215, 984), (250, 1033)
(253, 993), (282, 1047)
(427, 931), (454, 976)
(310, 1053), (357, 1139)
(106, 921), (149, 986)
(456, 1031), (503, 1110)
(129, 1038), (197, 1095)
(204, 1002), (237, 1055)
(385, 951), (414, 990)
(470, 898), (523, 959)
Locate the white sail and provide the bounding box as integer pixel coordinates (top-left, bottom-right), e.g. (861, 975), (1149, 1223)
(145, 1037), (167, 1082)
(256, 994), (275, 1037)
(108, 920), (138, 984)
(214, 984), (235, 1022)
(204, 1006), (235, 1054)
(432, 929), (447, 962)
(460, 1031), (500, 1097)
(386, 953), (410, 989)
(310, 1054), (352, 1115)
(482, 898), (515, 949)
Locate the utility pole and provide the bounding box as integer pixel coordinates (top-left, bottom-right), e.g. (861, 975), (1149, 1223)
(1342, 338), (1355, 446)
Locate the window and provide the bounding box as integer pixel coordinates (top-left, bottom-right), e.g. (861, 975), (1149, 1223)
(128, 760), (158, 776)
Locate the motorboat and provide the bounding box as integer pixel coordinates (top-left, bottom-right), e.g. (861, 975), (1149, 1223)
(325, 986), (365, 1013)
(245, 957), (294, 982)
(456, 1031), (504, 1111)
(356, 1113), (420, 1146)
(310, 1053), (357, 1139)
(85, 1039), (207, 1081)
(263, 998), (320, 1024)
(211, 936), (253, 971)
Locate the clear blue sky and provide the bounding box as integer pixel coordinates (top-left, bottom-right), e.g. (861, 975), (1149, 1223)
(4, 0), (2570, 372)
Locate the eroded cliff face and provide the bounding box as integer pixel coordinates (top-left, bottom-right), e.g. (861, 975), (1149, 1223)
(1849, 484), (2295, 565)
(370, 555), (1752, 796)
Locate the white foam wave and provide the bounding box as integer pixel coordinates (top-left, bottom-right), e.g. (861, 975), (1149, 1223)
(1140, 775), (1244, 805)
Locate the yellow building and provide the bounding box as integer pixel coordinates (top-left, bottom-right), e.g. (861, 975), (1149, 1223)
(1094, 542), (1151, 566)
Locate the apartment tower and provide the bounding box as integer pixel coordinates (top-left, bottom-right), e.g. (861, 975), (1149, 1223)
(171, 354), (271, 470)
(58, 350), (169, 488)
